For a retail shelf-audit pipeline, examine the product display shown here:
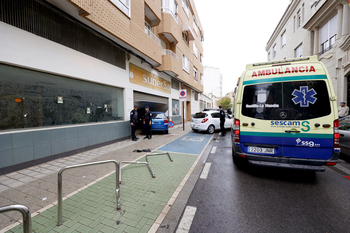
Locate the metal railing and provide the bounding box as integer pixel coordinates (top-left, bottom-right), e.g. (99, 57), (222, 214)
(119, 161), (155, 184)
(162, 49), (179, 61)
(144, 27), (161, 45)
(161, 7), (178, 23)
(57, 160), (120, 226)
(0, 204), (32, 233)
(145, 152), (173, 178)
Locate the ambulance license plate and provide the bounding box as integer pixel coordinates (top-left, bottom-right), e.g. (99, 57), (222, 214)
(248, 147), (274, 154)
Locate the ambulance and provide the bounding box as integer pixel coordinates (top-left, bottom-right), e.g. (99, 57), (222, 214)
(232, 56), (339, 171)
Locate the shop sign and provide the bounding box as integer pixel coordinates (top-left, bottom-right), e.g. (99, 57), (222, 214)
(129, 63), (171, 94)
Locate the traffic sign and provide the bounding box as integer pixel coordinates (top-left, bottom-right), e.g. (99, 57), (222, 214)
(179, 89), (187, 101)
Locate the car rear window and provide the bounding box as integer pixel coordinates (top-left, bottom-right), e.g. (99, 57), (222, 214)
(194, 113), (207, 118)
(152, 113), (166, 119)
(242, 80), (331, 120)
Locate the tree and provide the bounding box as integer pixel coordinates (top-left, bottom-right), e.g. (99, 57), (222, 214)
(217, 97), (232, 110)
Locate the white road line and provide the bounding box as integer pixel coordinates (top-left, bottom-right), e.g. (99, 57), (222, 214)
(176, 206), (197, 233)
(211, 146), (217, 154)
(335, 163), (350, 176)
(199, 163), (212, 179)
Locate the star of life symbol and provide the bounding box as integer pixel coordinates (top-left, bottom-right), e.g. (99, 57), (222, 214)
(296, 138), (301, 144)
(291, 86), (317, 107)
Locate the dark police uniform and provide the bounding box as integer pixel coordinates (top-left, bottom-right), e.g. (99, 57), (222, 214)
(130, 108), (139, 140)
(220, 108), (226, 135)
(144, 108), (152, 139)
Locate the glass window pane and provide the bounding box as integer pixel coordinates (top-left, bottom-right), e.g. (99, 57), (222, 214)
(0, 64), (124, 130)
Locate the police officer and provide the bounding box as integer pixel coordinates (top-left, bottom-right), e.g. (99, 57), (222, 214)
(144, 106), (152, 140)
(130, 105), (140, 141)
(219, 105), (226, 136)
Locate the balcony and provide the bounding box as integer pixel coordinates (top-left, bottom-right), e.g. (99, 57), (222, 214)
(157, 10), (179, 44)
(157, 49), (180, 76)
(145, 26), (161, 45)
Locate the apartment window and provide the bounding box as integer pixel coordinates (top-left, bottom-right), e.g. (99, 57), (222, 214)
(200, 54), (203, 64)
(268, 52), (270, 61)
(193, 67), (198, 80)
(281, 31), (286, 48)
(200, 74), (203, 85)
(193, 42), (198, 58)
(297, 11), (301, 28)
(320, 14), (337, 55)
(200, 32), (204, 46)
(145, 21), (151, 34)
(295, 43), (303, 57)
(182, 32), (189, 45)
(182, 0), (189, 17)
(162, 0), (178, 22)
(273, 44), (276, 58)
(111, 0), (130, 17)
(193, 16), (199, 35)
(183, 54), (190, 73)
(194, 91), (198, 101)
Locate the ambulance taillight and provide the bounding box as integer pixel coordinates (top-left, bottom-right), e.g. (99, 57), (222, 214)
(234, 119), (240, 143)
(333, 119), (339, 148)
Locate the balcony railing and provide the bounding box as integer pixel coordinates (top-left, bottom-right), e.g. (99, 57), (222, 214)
(162, 49), (179, 61)
(161, 7), (178, 23)
(145, 27), (161, 45)
(319, 34), (336, 55)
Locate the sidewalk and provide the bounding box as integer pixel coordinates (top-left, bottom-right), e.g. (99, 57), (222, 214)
(0, 122), (212, 233)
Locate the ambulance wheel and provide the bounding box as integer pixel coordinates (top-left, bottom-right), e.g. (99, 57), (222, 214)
(207, 125), (215, 134)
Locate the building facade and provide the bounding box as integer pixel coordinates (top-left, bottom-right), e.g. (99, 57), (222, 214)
(0, 0), (204, 174)
(266, 0), (350, 104)
(203, 66), (223, 98)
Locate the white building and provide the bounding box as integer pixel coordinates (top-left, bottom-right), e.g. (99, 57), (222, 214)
(203, 66), (223, 98)
(266, 0), (350, 103)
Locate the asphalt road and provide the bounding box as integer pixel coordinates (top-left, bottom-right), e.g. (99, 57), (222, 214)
(183, 132), (350, 233)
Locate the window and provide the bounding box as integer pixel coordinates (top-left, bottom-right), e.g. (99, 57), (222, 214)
(171, 79), (180, 90)
(273, 44), (276, 58)
(193, 16), (198, 35)
(194, 91), (198, 101)
(172, 99), (180, 115)
(200, 74), (203, 84)
(320, 14), (337, 55)
(293, 16), (296, 33)
(182, 32), (189, 45)
(200, 32), (204, 46)
(193, 42), (198, 57)
(182, 54), (190, 72)
(182, 0), (189, 17)
(193, 67), (198, 80)
(162, 0), (178, 22)
(242, 81), (331, 120)
(281, 31), (286, 48)
(200, 54), (203, 64)
(295, 43), (303, 57)
(0, 64), (124, 130)
(111, 0), (130, 17)
(297, 11), (301, 28)
(268, 52), (271, 61)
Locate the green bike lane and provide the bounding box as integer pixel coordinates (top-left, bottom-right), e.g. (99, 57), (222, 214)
(6, 132), (213, 233)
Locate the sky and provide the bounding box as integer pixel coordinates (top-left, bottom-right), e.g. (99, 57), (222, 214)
(194, 0), (291, 95)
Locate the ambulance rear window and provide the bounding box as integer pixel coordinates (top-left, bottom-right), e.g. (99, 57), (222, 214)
(242, 80), (331, 120)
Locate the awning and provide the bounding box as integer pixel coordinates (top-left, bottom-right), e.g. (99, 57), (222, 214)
(182, 22), (195, 41)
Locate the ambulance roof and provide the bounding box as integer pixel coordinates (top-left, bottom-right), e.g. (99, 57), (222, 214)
(246, 56), (319, 69)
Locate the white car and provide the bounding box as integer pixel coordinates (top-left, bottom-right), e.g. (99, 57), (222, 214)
(191, 111), (233, 134)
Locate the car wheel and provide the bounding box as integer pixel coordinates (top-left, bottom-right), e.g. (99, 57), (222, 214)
(165, 130), (168, 134)
(207, 125), (215, 134)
